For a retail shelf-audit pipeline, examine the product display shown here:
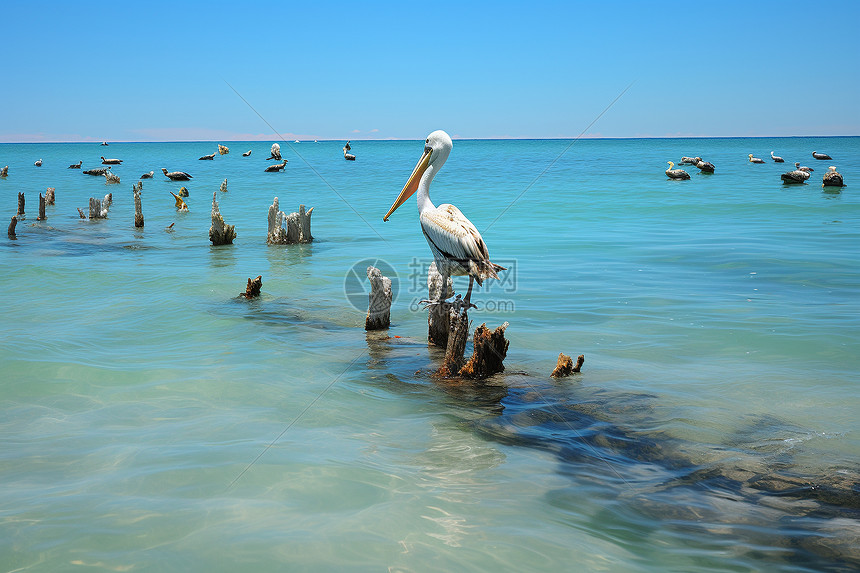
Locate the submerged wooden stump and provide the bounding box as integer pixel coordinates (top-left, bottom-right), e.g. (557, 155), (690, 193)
(240, 275), (262, 299)
(550, 353), (585, 377)
(427, 262), (454, 346)
(16, 192), (25, 220)
(267, 198), (313, 244)
(37, 193), (46, 221)
(218, 144), (229, 155)
(459, 322), (510, 379)
(8, 215), (17, 237)
(209, 191), (236, 245)
(45, 187), (55, 205)
(133, 182), (144, 227)
(0, 165), (8, 177)
(220, 178), (228, 192)
(365, 266), (392, 330)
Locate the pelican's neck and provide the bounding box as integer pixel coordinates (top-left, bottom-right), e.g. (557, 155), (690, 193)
(416, 162), (439, 214)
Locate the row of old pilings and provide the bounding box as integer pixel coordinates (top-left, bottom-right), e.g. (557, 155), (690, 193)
(363, 262), (582, 380)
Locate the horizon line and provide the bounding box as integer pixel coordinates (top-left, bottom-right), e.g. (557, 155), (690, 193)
(1, 134), (858, 144)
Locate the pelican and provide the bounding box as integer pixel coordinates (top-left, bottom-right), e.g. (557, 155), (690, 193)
(34, 159), (43, 167)
(343, 141), (356, 161)
(170, 191), (188, 211)
(69, 161), (82, 169)
(140, 171), (154, 179)
(101, 156), (122, 165)
(822, 166), (844, 188)
(812, 151), (832, 160)
(794, 162), (813, 173)
(781, 169), (810, 184)
(771, 151), (784, 163)
(242, 150), (252, 157)
(162, 168), (192, 181)
(696, 159), (715, 173)
(199, 152), (216, 160)
(748, 154), (765, 163)
(267, 143), (281, 161)
(665, 161), (690, 180)
(383, 130), (504, 309)
(83, 166), (111, 176)
(264, 160), (288, 172)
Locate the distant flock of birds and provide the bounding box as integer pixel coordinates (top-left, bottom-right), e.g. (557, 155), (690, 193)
(7, 141), (360, 187)
(666, 150), (845, 188)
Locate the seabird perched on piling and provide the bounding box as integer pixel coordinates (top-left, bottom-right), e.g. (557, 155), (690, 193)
(794, 162), (813, 173)
(343, 141), (356, 161)
(101, 156), (122, 165)
(161, 168), (192, 181)
(679, 156), (697, 165)
(748, 154), (765, 164)
(812, 151), (832, 160)
(665, 161), (691, 180)
(267, 143), (281, 161)
(771, 151), (784, 163)
(140, 171), (154, 179)
(781, 169), (810, 184)
(69, 161), (82, 169)
(822, 166), (844, 188)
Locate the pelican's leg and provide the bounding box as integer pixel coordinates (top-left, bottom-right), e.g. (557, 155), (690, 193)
(459, 277), (477, 311)
(419, 272), (452, 309)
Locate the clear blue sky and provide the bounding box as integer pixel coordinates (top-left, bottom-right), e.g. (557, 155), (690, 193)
(2, 0), (858, 142)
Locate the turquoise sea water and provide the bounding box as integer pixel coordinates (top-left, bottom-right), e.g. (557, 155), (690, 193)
(1, 137), (858, 571)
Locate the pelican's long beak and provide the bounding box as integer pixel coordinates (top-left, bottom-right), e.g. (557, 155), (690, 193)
(384, 147), (431, 221)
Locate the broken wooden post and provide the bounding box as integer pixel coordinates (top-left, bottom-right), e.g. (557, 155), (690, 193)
(267, 198), (313, 244)
(45, 187), (55, 205)
(88, 193), (112, 219)
(240, 275), (262, 299)
(77, 208), (86, 219)
(133, 182), (144, 228)
(16, 192), (25, 220)
(285, 204), (313, 243)
(435, 307), (470, 377)
(7, 216), (17, 238)
(209, 191), (236, 245)
(104, 171), (120, 184)
(427, 262), (454, 346)
(220, 178), (228, 192)
(0, 166), (8, 177)
(37, 193), (46, 221)
(266, 197), (289, 244)
(365, 266), (392, 330)
(458, 322), (510, 380)
(218, 144), (229, 155)
(551, 353), (584, 378)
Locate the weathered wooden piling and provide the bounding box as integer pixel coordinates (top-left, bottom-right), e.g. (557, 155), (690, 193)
(459, 322), (510, 379)
(550, 353), (585, 377)
(427, 262), (454, 346)
(16, 192), (25, 219)
(8, 216), (17, 237)
(37, 193), (46, 221)
(209, 191), (236, 245)
(823, 166), (845, 188)
(133, 182), (144, 227)
(436, 307), (470, 377)
(45, 187), (55, 205)
(267, 197), (313, 244)
(220, 178), (228, 192)
(88, 193), (112, 219)
(0, 166), (8, 177)
(365, 266), (392, 330)
(240, 275), (262, 299)
(218, 144), (229, 155)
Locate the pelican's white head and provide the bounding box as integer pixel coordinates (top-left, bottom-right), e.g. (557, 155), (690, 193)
(384, 130), (453, 221)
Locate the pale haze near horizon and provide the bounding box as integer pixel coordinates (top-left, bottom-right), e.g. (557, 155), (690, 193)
(2, 0), (858, 143)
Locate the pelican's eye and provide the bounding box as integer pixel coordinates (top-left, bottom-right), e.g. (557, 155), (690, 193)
(424, 146), (432, 155)
(425, 138), (429, 143)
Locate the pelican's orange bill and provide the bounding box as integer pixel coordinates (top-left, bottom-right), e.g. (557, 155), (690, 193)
(383, 147), (431, 221)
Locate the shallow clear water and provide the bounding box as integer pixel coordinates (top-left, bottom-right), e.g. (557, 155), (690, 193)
(1, 138), (858, 571)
